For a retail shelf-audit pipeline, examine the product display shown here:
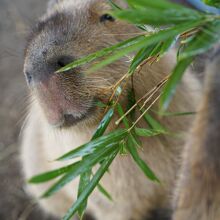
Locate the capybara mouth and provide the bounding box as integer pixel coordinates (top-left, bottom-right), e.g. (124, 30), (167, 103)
(39, 96), (97, 128)
(33, 74), (97, 128)
(61, 105), (97, 128)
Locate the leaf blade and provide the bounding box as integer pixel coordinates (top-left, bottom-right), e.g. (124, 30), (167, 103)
(127, 134), (159, 182)
(42, 144), (118, 198)
(180, 20), (220, 59)
(134, 127), (163, 137)
(29, 162), (80, 184)
(90, 20), (207, 72)
(160, 57), (193, 111)
(57, 35), (145, 72)
(62, 150), (119, 220)
(56, 129), (127, 161)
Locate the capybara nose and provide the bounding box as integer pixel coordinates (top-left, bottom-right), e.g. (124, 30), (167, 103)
(24, 55), (73, 86)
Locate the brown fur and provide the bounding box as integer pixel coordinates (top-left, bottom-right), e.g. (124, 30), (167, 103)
(21, 1), (201, 220)
(173, 51), (220, 220)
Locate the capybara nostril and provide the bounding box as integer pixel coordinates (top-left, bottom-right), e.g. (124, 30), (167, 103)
(24, 55), (74, 85)
(56, 56), (74, 68)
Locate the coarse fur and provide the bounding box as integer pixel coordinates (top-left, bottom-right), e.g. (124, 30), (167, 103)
(21, 0), (201, 220)
(172, 50), (220, 220)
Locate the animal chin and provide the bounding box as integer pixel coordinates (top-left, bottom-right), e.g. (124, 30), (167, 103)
(62, 111), (93, 128)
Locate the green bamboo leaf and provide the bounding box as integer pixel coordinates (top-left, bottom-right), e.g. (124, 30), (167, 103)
(148, 42), (163, 56)
(126, 0), (185, 10)
(89, 20), (207, 72)
(113, 8), (203, 26)
(116, 103), (130, 128)
(134, 127), (163, 137)
(151, 110), (196, 117)
(92, 108), (114, 140)
(29, 162), (80, 184)
(129, 44), (158, 74)
(160, 57), (193, 111)
(97, 183), (113, 201)
(119, 140), (128, 155)
(62, 150), (118, 220)
(142, 112), (166, 132)
(126, 134), (159, 182)
(180, 20), (220, 60)
(56, 129), (127, 161)
(138, 105), (167, 132)
(117, 103), (142, 148)
(203, 0), (220, 7)
(111, 0), (148, 31)
(126, 88), (136, 120)
(158, 37), (177, 58)
(77, 108), (114, 217)
(42, 144), (119, 198)
(56, 35), (145, 72)
(77, 171), (91, 218)
(129, 37), (175, 74)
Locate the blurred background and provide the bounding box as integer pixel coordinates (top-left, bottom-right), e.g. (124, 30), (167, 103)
(0, 0), (216, 220)
(0, 1), (56, 219)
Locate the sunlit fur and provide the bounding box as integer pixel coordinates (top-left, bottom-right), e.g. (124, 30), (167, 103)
(21, 0), (201, 219)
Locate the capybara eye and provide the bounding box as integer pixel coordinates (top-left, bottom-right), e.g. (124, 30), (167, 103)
(100, 14), (115, 23)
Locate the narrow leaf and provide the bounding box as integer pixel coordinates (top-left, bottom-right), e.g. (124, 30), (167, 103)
(42, 144), (118, 198)
(77, 108), (114, 217)
(151, 110), (196, 117)
(129, 44), (158, 74)
(97, 183), (113, 201)
(57, 129), (127, 161)
(126, 88), (136, 120)
(180, 20), (220, 59)
(141, 112), (166, 132)
(77, 170), (91, 218)
(92, 108), (114, 140)
(203, 0), (220, 7)
(160, 57), (193, 111)
(62, 150), (118, 220)
(90, 20), (207, 71)
(126, 0), (186, 10)
(119, 140), (128, 155)
(29, 162), (80, 183)
(134, 127), (163, 137)
(113, 8), (203, 26)
(127, 134), (159, 182)
(158, 37), (177, 58)
(57, 35), (145, 72)
(116, 104), (130, 128)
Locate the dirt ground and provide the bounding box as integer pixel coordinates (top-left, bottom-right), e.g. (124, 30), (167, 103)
(0, 1), (198, 220)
